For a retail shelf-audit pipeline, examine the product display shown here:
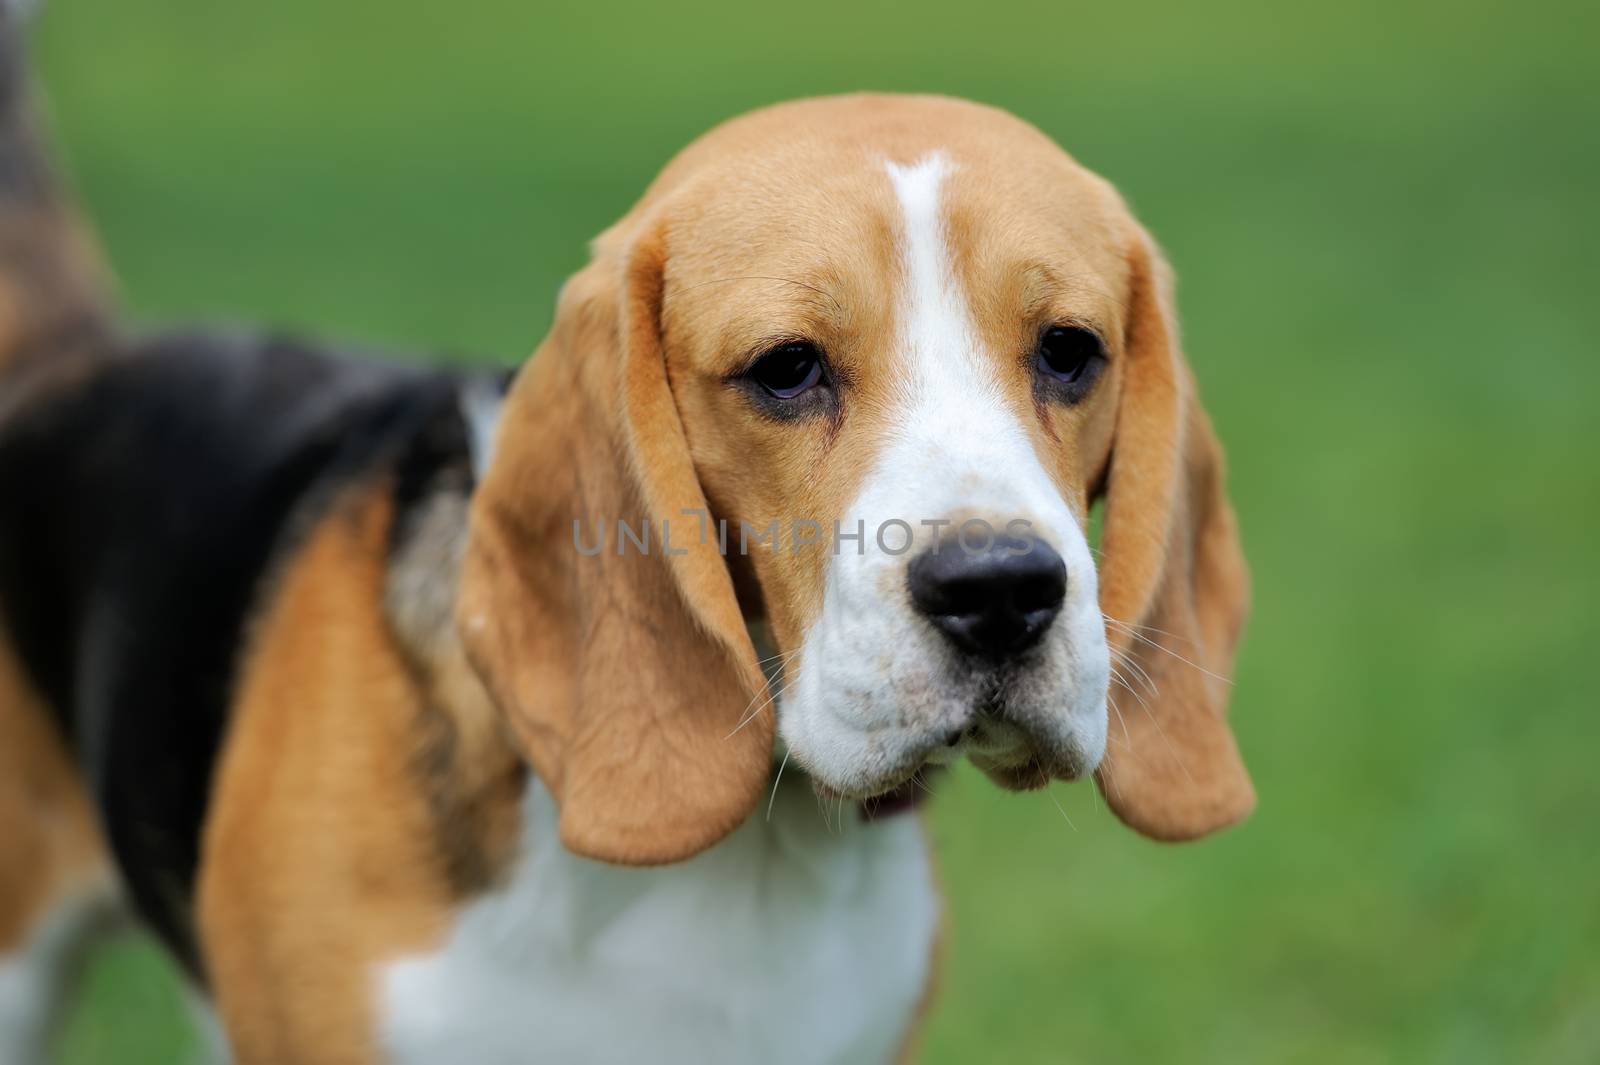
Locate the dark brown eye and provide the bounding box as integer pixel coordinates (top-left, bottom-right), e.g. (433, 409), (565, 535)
(1036, 326), (1101, 383)
(748, 341), (824, 399)
(1033, 325), (1106, 403)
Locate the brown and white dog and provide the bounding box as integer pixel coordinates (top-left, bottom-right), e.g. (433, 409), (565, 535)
(0, 9), (1253, 1063)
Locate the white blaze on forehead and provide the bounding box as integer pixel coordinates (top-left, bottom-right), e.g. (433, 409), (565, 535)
(884, 153), (986, 395)
(875, 153), (1059, 530)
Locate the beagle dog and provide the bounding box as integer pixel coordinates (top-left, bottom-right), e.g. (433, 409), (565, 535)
(0, 8), (1253, 1063)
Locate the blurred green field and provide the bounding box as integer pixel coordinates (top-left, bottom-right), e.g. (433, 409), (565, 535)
(29, 0), (1599, 1061)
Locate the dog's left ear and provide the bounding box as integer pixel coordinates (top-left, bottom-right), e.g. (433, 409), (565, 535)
(1093, 225), (1255, 841)
(456, 214), (771, 865)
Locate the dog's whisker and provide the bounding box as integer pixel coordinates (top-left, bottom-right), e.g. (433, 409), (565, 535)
(755, 645), (805, 669)
(1111, 671), (1159, 730)
(1102, 613), (1199, 648)
(1045, 786), (1078, 832)
(1107, 665), (1142, 707)
(1103, 616), (1232, 686)
(726, 672), (796, 739)
(1114, 674), (1194, 786)
(1104, 688), (1137, 756)
(766, 748), (792, 822)
(1111, 647), (1160, 698)
(1108, 646), (1159, 698)
(813, 787), (832, 832)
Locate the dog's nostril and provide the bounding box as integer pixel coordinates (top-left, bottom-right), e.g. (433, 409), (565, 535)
(1013, 577), (1065, 614)
(907, 534), (1066, 660)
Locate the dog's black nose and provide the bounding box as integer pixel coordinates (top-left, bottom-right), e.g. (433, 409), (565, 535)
(907, 534), (1066, 659)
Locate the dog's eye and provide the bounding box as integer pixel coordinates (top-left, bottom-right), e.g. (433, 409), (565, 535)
(748, 341), (825, 399)
(1037, 326), (1100, 382)
(1034, 325), (1106, 402)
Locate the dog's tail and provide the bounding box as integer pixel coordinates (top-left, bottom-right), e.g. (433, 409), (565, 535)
(0, 1), (112, 393)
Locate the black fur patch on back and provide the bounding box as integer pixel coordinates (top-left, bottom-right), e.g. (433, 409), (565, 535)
(0, 330), (482, 976)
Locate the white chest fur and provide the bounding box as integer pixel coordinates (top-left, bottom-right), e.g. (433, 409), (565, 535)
(376, 778), (939, 1065)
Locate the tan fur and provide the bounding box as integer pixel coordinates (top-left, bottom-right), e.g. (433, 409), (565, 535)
(197, 486), (521, 1065)
(0, 626), (106, 952)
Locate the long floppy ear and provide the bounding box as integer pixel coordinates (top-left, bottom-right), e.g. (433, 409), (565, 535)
(456, 218), (771, 864)
(1094, 228), (1255, 841)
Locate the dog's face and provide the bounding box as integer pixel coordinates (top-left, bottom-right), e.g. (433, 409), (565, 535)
(461, 95), (1254, 864)
(662, 136), (1128, 799)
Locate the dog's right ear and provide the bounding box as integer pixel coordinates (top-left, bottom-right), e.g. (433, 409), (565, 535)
(456, 216), (772, 866)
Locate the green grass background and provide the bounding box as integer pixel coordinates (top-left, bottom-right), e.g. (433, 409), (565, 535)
(28, 0), (1598, 1061)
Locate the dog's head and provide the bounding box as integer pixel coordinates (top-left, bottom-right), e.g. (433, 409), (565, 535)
(459, 94), (1252, 863)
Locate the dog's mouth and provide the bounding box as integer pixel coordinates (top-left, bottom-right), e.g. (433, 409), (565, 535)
(926, 678), (1090, 780)
(807, 684), (1093, 807)
(923, 714), (1027, 766)
(854, 775), (938, 819)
